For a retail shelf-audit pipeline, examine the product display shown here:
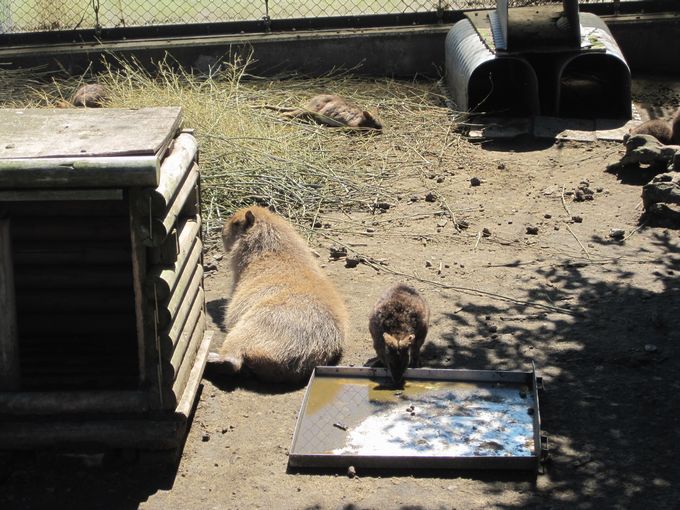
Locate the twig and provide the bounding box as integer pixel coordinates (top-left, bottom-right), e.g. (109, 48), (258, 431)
(473, 231), (482, 251)
(439, 195), (462, 233)
(565, 224), (592, 260)
(561, 185), (572, 217)
(622, 220), (647, 242)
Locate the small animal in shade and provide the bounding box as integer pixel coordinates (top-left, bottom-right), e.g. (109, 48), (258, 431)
(626, 108), (680, 145)
(264, 94), (382, 130)
(369, 284), (430, 385)
(72, 83), (108, 108)
(208, 206), (348, 385)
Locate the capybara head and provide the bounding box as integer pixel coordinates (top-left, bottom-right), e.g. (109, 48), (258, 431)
(382, 332), (415, 385)
(222, 209), (256, 252)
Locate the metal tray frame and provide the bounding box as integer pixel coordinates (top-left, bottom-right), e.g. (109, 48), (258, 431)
(288, 364), (544, 471)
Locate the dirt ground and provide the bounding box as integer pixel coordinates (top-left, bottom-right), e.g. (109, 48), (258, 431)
(2, 77), (680, 510)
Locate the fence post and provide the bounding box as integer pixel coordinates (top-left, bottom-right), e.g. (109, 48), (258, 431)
(263, 0), (271, 33)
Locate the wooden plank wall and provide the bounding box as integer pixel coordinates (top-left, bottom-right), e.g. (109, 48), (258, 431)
(4, 198), (139, 391)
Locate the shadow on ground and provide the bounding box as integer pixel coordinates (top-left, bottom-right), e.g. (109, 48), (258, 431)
(422, 230), (680, 509)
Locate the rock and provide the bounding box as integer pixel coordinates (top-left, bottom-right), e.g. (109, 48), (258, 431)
(574, 189), (585, 202)
(652, 173), (674, 183)
(410, 195), (419, 202)
(375, 202), (391, 211)
(644, 344), (658, 353)
(213, 253), (224, 261)
(329, 246), (348, 259)
(609, 228), (625, 240)
(526, 225), (539, 235)
(498, 163), (506, 170)
(436, 176), (445, 183)
(572, 215), (583, 223)
(345, 257), (361, 269)
(470, 177), (481, 187)
(425, 192), (437, 202)
(347, 466), (357, 478)
(596, 187), (604, 192)
(544, 213), (552, 219)
(482, 227), (491, 237)
(366, 227), (375, 233)
(425, 260), (433, 268)
(202, 434), (210, 442)
(203, 262), (217, 271)
(457, 220), (470, 229)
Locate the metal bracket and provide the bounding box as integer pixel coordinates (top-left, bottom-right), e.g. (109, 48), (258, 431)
(540, 435), (550, 463)
(536, 376), (544, 391)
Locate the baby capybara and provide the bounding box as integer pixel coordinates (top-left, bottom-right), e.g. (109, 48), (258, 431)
(369, 284), (429, 385)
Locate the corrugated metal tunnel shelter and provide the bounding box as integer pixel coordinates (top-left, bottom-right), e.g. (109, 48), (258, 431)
(445, 0), (632, 119)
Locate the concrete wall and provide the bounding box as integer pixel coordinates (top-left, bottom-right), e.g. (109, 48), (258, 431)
(0, 14), (677, 78)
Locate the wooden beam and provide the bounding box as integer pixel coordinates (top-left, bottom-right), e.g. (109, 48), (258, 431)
(171, 311), (206, 408)
(144, 217), (200, 302)
(175, 329), (214, 418)
(157, 255), (203, 328)
(0, 216), (20, 390)
(0, 189), (123, 201)
(166, 288), (204, 380)
(139, 164), (199, 246)
(0, 155), (162, 188)
(0, 391), (148, 415)
(128, 189), (157, 407)
(142, 133), (198, 216)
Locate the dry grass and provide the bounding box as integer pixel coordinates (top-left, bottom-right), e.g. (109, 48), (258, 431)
(1, 56), (471, 246)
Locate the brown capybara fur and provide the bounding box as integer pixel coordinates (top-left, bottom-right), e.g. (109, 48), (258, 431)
(210, 206), (347, 384)
(282, 94), (382, 130)
(628, 119), (673, 145)
(72, 83), (108, 108)
(672, 109), (680, 144)
(369, 284), (429, 385)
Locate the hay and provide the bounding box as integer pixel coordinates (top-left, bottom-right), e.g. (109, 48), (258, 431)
(0, 56), (469, 246)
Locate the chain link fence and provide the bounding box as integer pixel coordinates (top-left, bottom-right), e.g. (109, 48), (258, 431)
(0, 1), (641, 34)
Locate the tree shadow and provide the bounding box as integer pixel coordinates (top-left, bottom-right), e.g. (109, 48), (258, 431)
(425, 230), (680, 508)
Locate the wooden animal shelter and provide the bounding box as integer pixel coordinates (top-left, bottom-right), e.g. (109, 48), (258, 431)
(0, 107), (212, 455)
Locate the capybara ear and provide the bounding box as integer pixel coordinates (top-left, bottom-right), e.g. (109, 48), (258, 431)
(405, 334), (416, 345)
(244, 210), (255, 229)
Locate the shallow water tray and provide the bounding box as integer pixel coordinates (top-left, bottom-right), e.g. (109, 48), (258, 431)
(289, 366), (544, 471)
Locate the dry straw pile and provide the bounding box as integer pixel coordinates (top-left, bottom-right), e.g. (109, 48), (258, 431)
(1, 57), (466, 246)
